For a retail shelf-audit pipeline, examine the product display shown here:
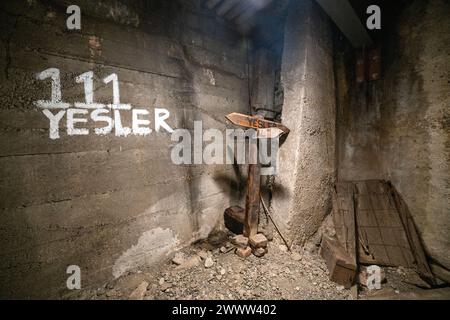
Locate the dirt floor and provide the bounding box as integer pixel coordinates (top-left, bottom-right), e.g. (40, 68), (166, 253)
(66, 230), (449, 300)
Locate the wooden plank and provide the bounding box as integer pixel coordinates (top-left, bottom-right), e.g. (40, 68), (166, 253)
(332, 182), (357, 266)
(244, 162), (260, 237)
(320, 235), (357, 288)
(354, 180), (417, 268)
(390, 183), (436, 284)
(225, 112), (290, 134)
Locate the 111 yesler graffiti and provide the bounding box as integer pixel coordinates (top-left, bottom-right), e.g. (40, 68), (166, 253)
(34, 68), (174, 139)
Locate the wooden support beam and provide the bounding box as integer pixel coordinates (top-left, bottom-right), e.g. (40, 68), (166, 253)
(244, 140), (260, 237)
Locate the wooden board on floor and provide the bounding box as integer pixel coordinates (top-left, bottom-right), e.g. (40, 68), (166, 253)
(320, 235), (357, 288)
(354, 180), (415, 267)
(390, 183), (436, 284)
(331, 179), (435, 285)
(332, 182), (357, 267)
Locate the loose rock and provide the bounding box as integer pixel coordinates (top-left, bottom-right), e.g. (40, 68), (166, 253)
(204, 257), (214, 268)
(129, 281), (149, 300)
(197, 250), (208, 260)
(291, 252), (302, 261)
(176, 256), (201, 270)
(172, 252), (186, 265)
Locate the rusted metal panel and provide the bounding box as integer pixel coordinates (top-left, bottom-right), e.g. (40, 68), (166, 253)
(355, 50), (365, 84)
(355, 46), (381, 84)
(368, 46), (381, 81)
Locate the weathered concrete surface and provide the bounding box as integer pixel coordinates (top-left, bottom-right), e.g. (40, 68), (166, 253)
(337, 0), (450, 270)
(271, 0), (336, 246)
(0, 0), (248, 298)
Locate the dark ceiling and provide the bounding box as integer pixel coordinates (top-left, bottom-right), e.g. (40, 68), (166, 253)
(203, 0), (410, 49)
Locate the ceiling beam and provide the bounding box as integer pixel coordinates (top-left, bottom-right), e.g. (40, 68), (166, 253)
(315, 0), (373, 47)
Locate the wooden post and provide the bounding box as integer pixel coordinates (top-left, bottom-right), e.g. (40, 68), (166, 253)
(225, 112), (290, 238)
(244, 160), (260, 238)
(244, 119), (261, 237)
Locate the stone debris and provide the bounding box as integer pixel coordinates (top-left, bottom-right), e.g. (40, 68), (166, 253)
(197, 250), (208, 260)
(148, 236), (355, 300)
(74, 234), (430, 301)
(129, 281), (149, 300)
(176, 255), (201, 270)
(106, 289), (119, 298)
(160, 283), (172, 292)
(291, 252), (302, 261)
(172, 252), (186, 265)
(204, 257), (214, 268)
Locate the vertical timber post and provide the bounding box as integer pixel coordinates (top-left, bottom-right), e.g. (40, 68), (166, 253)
(224, 112), (290, 238)
(244, 116), (262, 237)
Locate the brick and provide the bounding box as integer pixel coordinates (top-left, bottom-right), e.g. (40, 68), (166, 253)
(253, 247), (268, 258)
(231, 235), (249, 248)
(249, 233), (268, 249)
(235, 246), (252, 258)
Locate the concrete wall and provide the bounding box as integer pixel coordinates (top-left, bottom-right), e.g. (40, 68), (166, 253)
(271, 0), (336, 246)
(337, 0), (450, 270)
(0, 0), (249, 298)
